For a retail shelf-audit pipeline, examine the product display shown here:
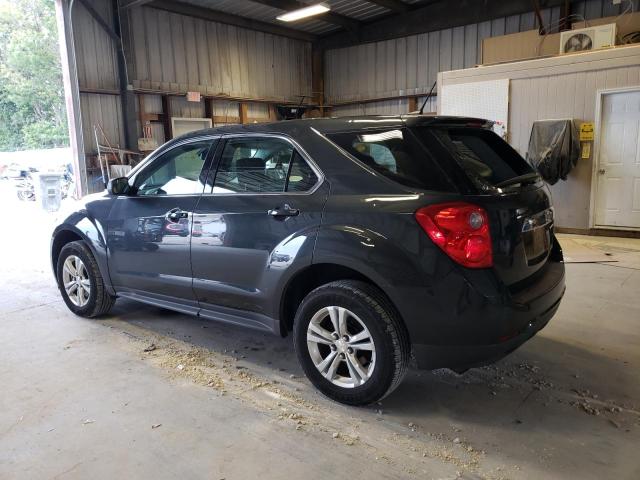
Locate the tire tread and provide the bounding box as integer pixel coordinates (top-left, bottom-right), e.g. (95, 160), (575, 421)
(57, 241), (115, 318)
(294, 280), (410, 405)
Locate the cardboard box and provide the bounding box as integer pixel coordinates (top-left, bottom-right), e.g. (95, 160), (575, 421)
(482, 30), (561, 65)
(481, 12), (640, 66)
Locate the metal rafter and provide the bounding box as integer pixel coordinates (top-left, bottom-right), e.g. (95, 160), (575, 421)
(364, 0), (409, 13)
(318, 0), (568, 49)
(147, 0), (317, 42)
(120, 0), (154, 9)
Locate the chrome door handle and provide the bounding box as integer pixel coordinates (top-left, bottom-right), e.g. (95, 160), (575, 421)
(165, 207), (188, 222)
(268, 204), (299, 218)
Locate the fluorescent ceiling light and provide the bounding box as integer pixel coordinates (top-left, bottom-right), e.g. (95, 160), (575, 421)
(277, 3), (330, 22)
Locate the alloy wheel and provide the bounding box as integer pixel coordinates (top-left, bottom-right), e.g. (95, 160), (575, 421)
(62, 255), (91, 307)
(306, 306), (376, 388)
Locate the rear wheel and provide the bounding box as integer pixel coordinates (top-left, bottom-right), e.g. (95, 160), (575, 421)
(293, 280), (410, 406)
(56, 241), (115, 317)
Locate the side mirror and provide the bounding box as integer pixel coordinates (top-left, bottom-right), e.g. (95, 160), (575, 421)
(107, 177), (131, 195)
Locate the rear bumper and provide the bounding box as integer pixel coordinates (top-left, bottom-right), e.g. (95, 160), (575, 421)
(412, 260), (565, 371)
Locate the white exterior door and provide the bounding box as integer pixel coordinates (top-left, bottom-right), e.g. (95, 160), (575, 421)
(595, 90), (640, 229)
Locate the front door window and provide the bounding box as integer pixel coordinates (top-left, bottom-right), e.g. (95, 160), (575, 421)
(135, 140), (213, 196)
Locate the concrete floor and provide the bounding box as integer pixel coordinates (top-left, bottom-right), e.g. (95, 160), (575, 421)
(1, 181), (639, 480)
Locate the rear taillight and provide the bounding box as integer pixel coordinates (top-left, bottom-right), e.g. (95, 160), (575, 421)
(415, 202), (493, 268)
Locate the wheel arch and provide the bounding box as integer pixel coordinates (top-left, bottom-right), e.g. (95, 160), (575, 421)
(51, 224), (115, 295)
(279, 262), (408, 342)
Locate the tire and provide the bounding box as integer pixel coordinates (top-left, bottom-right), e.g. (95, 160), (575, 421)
(293, 280), (410, 406)
(56, 241), (115, 318)
(16, 190), (30, 201)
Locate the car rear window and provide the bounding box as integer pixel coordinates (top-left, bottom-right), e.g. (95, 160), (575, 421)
(327, 128), (454, 192)
(413, 127), (535, 191)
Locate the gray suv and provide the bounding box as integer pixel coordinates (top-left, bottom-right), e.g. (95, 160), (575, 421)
(52, 115), (565, 405)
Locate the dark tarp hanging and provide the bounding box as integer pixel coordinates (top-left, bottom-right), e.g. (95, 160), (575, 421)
(526, 119), (580, 185)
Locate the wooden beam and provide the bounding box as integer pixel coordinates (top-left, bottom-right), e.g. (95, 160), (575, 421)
(364, 0), (409, 13)
(317, 0), (567, 49)
(249, 0), (360, 32)
(238, 103), (249, 124)
(268, 105), (278, 121)
(148, 0), (317, 42)
(408, 97), (418, 113)
(330, 92), (437, 107)
(212, 115), (270, 124)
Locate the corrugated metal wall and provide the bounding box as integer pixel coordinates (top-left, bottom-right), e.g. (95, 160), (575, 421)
(327, 0), (639, 116)
(72, 0), (124, 153)
(127, 6), (312, 102)
(512, 63), (640, 230)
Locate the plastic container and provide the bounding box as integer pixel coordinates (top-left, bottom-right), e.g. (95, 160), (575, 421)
(35, 173), (63, 212)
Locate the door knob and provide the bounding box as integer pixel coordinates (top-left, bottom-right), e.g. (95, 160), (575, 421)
(598, 168), (606, 175)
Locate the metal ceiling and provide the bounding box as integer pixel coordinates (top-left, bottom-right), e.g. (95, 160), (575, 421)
(177, 0), (419, 35)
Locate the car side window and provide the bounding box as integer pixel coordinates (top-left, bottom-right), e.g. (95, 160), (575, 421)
(210, 137), (317, 193)
(286, 151), (318, 192)
(135, 140), (213, 196)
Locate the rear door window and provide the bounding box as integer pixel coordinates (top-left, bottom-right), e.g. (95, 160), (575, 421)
(207, 136), (319, 193)
(414, 127), (535, 191)
(327, 128), (454, 192)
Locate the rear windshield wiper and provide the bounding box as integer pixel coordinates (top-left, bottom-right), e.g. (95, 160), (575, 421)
(495, 172), (541, 188)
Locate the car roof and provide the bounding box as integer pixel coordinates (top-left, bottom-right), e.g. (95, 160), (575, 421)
(174, 115), (491, 142)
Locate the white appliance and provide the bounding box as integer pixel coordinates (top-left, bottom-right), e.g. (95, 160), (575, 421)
(560, 24), (617, 54)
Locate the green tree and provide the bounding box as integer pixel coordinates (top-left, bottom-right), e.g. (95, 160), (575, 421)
(0, 0), (68, 151)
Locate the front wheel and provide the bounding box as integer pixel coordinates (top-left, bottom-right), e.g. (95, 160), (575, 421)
(56, 241), (115, 317)
(293, 280), (410, 406)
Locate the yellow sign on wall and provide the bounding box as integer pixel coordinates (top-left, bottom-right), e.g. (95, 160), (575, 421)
(580, 122), (595, 141)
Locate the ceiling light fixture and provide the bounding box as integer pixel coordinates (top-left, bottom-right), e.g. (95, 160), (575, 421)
(276, 3), (330, 22)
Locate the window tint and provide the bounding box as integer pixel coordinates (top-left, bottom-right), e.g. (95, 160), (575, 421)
(135, 140), (212, 196)
(210, 137), (318, 193)
(286, 152), (318, 192)
(327, 128), (453, 192)
(419, 128), (534, 190)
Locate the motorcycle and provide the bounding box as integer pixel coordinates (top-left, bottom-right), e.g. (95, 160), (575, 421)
(61, 168), (79, 200)
(15, 170), (36, 202)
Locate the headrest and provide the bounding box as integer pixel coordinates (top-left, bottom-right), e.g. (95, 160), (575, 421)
(236, 157), (266, 170)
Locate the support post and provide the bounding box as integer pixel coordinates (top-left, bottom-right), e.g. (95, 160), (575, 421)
(161, 95), (172, 139)
(408, 97), (418, 113)
(112, 0), (138, 151)
(55, 0), (87, 197)
(205, 98), (213, 125)
(312, 46), (325, 117)
(239, 103), (249, 124)
(268, 104), (277, 122)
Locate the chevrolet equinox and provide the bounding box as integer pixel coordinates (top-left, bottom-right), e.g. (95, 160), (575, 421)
(51, 115), (565, 405)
